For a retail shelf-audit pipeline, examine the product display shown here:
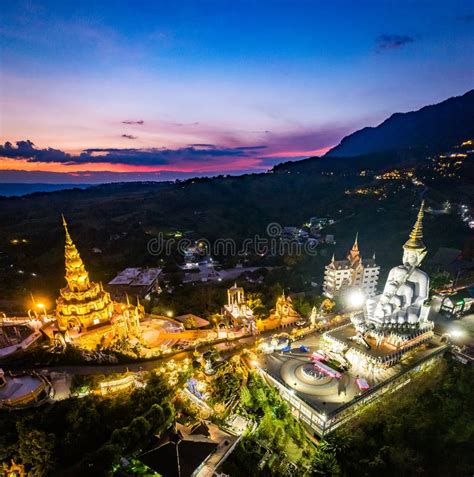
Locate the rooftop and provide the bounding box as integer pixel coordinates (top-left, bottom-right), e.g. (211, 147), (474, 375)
(108, 267), (162, 287)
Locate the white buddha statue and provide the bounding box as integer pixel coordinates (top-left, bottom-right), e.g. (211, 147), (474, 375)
(365, 202), (430, 328)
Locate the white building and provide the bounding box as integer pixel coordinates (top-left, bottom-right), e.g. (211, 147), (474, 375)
(107, 267), (162, 300)
(323, 235), (379, 298)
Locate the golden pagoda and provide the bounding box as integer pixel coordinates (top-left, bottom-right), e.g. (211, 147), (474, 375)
(55, 217), (142, 348)
(56, 215), (114, 331)
(404, 201), (426, 253)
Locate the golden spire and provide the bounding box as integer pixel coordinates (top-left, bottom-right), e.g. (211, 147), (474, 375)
(62, 214), (72, 245)
(404, 201), (426, 252)
(61, 216), (90, 292)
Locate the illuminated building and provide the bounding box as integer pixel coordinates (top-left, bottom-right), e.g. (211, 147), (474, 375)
(330, 202), (435, 365)
(256, 291), (299, 331)
(0, 368), (51, 409)
(323, 234), (379, 298)
(98, 374), (139, 396)
(274, 291), (297, 321)
(224, 283), (254, 325)
(54, 217), (143, 348)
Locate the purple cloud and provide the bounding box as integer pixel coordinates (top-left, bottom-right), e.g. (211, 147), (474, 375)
(121, 134), (138, 139)
(122, 120), (144, 125)
(375, 34), (414, 52)
(0, 140), (71, 162)
(0, 140), (267, 166)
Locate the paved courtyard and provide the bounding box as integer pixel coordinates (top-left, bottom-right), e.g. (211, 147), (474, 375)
(262, 329), (446, 415)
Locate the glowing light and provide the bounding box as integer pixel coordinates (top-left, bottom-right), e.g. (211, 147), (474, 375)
(348, 289), (365, 308)
(450, 328), (465, 339)
(166, 310), (174, 318)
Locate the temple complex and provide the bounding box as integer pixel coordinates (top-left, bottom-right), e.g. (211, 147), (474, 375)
(323, 234), (380, 299)
(261, 203), (447, 437)
(54, 217), (143, 349)
(327, 202), (435, 367)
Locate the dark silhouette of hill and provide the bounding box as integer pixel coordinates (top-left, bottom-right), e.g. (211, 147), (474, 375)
(326, 89), (474, 157)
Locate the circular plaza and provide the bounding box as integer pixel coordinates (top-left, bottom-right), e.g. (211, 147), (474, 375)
(280, 357), (345, 397)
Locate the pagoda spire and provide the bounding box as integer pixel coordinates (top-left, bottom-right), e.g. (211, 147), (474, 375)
(404, 201), (426, 252)
(62, 214), (72, 245)
(61, 216), (90, 292)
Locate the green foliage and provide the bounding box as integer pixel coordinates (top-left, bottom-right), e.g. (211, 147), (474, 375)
(429, 272), (452, 292)
(210, 359), (245, 405)
(18, 429), (55, 477)
(292, 295), (312, 317)
(222, 372), (315, 476)
(331, 357), (474, 477)
(0, 370), (181, 475)
(239, 385), (252, 408)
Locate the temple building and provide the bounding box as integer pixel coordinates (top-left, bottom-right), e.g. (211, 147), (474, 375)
(274, 291), (298, 321)
(54, 217), (143, 349)
(223, 283), (254, 325)
(323, 234), (379, 298)
(256, 291), (299, 332)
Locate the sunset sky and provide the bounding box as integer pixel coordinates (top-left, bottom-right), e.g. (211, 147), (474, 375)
(1, 0), (473, 183)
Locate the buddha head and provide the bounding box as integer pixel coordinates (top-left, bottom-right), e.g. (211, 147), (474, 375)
(402, 248), (426, 268)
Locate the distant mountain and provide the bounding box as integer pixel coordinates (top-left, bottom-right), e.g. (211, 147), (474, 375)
(326, 90), (474, 157)
(0, 183), (92, 197)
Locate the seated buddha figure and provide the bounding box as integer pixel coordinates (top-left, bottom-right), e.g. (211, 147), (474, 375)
(366, 203), (429, 327)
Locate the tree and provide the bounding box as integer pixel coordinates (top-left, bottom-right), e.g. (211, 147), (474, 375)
(320, 298), (335, 314)
(80, 443), (121, 477)
(184, 315), (198, 329)
(247, 293), (267, 317)
(18, 429), (55, 477)
(312, 444), (341, 477)
(240, 386), (253, 409)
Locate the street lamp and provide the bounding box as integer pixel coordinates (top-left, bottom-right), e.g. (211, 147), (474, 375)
(36, 303), (48, 319)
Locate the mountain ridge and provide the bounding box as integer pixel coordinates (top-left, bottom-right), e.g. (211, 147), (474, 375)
(325, 89), (474, 157)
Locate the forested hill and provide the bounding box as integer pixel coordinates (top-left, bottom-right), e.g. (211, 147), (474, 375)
(326, 89), (474, 157)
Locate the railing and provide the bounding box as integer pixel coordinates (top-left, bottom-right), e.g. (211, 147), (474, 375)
(261, 344), (447, 435)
